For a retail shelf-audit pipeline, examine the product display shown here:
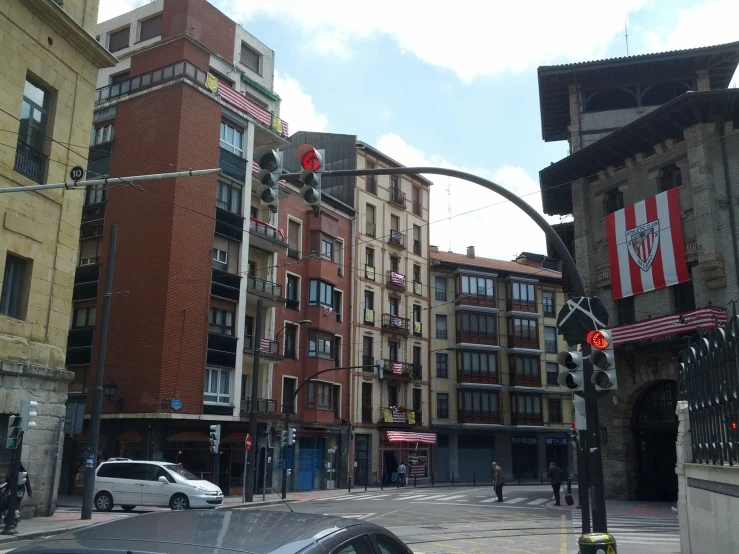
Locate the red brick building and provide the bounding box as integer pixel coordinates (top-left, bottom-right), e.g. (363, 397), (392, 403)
(272, 185), (354, 491)
(60, 0), (290, 498)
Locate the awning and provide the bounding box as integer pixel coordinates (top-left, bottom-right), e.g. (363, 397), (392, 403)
(386, 431), (436, 444)
(610, 306), (726, 345)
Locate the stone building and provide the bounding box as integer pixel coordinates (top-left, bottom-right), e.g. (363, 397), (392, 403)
(537, 41), (739, 500)
(0, 0), (115, 516)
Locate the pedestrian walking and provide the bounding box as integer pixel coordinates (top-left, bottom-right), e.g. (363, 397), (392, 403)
(0, 472), (9, 525)
(13, 463), (32, 525)
(397, 461), (407, 487)
(491, 462), (505, 502)
(547, 462), (565, 506)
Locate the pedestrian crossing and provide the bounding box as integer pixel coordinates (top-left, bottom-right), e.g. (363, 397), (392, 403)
(571, 515), (680, 551)
(314, 491), (557, 507)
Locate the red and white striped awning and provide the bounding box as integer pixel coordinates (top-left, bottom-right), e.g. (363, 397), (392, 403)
(609, 306), (727, 345)
(386, 431), (436, 444)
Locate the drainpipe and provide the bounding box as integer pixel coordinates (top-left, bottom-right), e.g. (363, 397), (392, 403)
(718, 119), (739, 293)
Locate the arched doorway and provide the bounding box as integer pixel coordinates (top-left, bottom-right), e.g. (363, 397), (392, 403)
(632, 380), (678, 501)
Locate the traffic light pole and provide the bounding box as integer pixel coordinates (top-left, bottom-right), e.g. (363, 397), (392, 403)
(244, 299), (264, 503)
(1, 433), (23, 535)
(581, 351), (608, 532)
(577, 429), (591, 534)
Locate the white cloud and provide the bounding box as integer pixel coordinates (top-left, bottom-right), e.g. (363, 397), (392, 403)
(224, 0), (649, 82)
(273, 71), (329, 133)
(376, 133), (555, 260)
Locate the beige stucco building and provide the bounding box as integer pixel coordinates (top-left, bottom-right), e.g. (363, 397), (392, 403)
(0, 0), (115, 516)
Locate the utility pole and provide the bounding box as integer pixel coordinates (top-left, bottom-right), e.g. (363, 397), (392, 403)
(581, 347), (607, 531)
(81, 224), (117, 520)
(244, 298), (264, 502)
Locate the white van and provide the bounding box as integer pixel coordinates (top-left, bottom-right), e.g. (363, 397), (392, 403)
(94, 460), (223, 511)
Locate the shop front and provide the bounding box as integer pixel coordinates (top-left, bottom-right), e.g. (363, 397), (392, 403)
(379, 431), (435, 485)
(511, 436), (539, 480)
(545, 436), (569, 477)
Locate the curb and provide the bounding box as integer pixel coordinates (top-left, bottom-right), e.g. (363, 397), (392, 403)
(0, 521), (104, 545)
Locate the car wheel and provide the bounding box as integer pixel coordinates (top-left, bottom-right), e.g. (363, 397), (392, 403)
(121, 505), (136, 512)
(170, 493), (189, 510)
(94, 492), (114, 512)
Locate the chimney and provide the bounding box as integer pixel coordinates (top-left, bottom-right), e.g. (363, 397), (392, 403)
(430, 245), (439, 253)
(467, 246), (475, 259)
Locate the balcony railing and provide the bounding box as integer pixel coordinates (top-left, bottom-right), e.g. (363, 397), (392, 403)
(456, 293), (497, 308)
(412, 363), (422, 379)
(435, 290), (447, 301)
(436, 329), (448, 339)
(507, 299), (538, 313)
(456, 331), (498, 345)
(241, 398), (277, 414)
(362, 355), (375, 372)
(382, 361), (415, 379)
(250, 218), (286, 244)
(287, 248), (301, 260)
(413, 240), (421, 255)
(364, 309), (376, 325)
(365, 221), (376, 237)
(388, 230), (406, 248)
(457, 370), (498, 384)
(412, 200), (422, 216)
(389, 187), (406, 207)
(511, 414), (543, 425)
(286, 298), (299, 310)
(14, 142), (46, 184)
(458, 411), (501, 424)
(244, 335), (279, 355)
(362, 407), (373, 423)
(510, 374), (542, 387)
(508, 335), (539, 349)
(544, 339), (557, 353)
(386, 270), (406, 290)
(247, 276), (283, 298)
(379, 406), (415, 424)
(382, 313), (410, 333)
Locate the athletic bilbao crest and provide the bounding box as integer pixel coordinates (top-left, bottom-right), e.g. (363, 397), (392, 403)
(626, 220), (660, 271)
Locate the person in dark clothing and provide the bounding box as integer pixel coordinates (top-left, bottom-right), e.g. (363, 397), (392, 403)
(492, 462), (505, 502)
(12, 464), (32, 525)
(547, 462), (564, 506)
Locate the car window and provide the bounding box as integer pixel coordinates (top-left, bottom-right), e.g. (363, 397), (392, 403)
(156, 467), (174, 483)
(96, 463), (120, 478)
(374, 534), (409, 554)
(142, 465), (162, 481)
(118, 463), (148, 480)
(331, 535), (375, 554)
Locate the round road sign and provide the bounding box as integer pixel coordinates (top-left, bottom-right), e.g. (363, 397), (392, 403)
(245, 434), (252, 451)
(70, 165), (84, 182)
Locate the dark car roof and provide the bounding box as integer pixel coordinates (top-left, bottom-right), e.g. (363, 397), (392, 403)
(13, 509), (384, 554)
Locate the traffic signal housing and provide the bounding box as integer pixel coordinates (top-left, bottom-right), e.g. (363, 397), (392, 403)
(18, 471), (28, 487)
(287, 427), (296, 446)
(20, 400), (38, 432)
(5, 415), (21, 449)
(296, 144), (323, 209)
(254, 146), (282, 212)
(556, 348), (584, 391)
(587, 330), (617, 391)
(209, 424), (221, 454)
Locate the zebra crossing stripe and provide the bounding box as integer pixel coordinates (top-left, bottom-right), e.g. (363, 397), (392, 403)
(503, 497), (526, 504)
(351, 494), (387, 500)
(394, 495), (427, 500)
(435, 494), (465, 501)
(479, 497), (499, 503)
(526, 498), (549, 505)
(418, 494), (449, 500)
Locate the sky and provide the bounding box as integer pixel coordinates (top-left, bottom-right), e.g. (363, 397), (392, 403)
(98, 0), (739, 261)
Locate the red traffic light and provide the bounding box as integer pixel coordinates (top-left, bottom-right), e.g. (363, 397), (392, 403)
(731, 422), (737, 430)
(571, 423), (577, 430)
(296, 144), (323, 172)
(587, 330), (610, 349)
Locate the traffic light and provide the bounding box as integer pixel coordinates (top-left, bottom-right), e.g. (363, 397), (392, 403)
(20, 400), (38, 432)
(17, 471), (28, 487)
(254, 146), (282, 212)
(209, 424), (221, 454)
(5, 415), (21, 449)
(587, 330), (617, 391)
(296, 144), (324, 208)
(377, 359), (384, 380)
(572, 394), (587, 431)
(287, 427), (296, 446)
(280, 430), (287, 447)
(556, 348), (584, 391)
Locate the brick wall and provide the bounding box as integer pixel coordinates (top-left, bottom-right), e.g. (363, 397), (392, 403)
(129, 37), (210, 76)
(162, 0), (236, 62)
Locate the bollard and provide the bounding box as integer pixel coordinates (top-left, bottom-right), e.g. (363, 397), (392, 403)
(348, 476), (351, 493)
(567, 478), (572, 494)
(473, 472), (476, 485)
(381, 478), (384, 490)
(397, 475), (400, 488)
(578, 533), (616, 554)
(414, 476), (417, 488)
(365, 479), (367, 492)
(432, 472), (435, 486)
(452, 472), (455, 486)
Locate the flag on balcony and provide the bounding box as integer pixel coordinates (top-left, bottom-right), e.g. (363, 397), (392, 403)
(258, 338), (271, 352)
(609, 306), (727, 345)
(605, 188), (690, 300)
(390, 272), (405, 287)
(323, 305), (333, 316)
(392, 362), (403, 375)
(386, 431), (436, 444)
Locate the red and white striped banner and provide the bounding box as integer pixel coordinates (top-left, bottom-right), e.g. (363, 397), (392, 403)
(217, 82), (289, 136)
(392, 362), (403, 375)
(258, 338), (272, 352)
(605, 188), (690, 300)
(609, 306), (726, 345)
(387, 431), (436, 444)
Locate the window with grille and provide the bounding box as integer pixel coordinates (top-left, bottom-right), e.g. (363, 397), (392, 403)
(209, 308), (234, 336)
(204, 366), (232, 405)
(1, 254), (29, 319)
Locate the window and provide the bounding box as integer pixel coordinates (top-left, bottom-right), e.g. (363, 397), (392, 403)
(282, 377), (296, 413)
(90, 124), (114, 145)
(366, 204), (376, 237)
(139, 15), (162, 41)
(375, 534), (409, 554)
(390, 214), (400, 232)
(435, 277), (447, 301)
(660, 164), (682, 191)
(78, 239), (101, 266)
(605, 189), (624, 214)
(73, 307), (96, 328)
(508, 317), (538, 345)
(308, 330), (334, 359)
(437, 393), (449, 418)
(459, 351), (498, 380)
(1, 255), (28, 319)
(362, 336), (374, 369)
(412, 304), (421, 326)
(388, 341), (399, 362)
(217, 180), (242, 214)
(204, 366), (232, 405)
(673, 279), (696, 313)
(458, 390), (499, 419)
(321, 238), (333, 260)
(366, 161), (377, 193)
(548, 398), (562, 423)
(365, 247), (375, 268)
(220, 121), (243, 156)
(544, 326), (557, 353)
(240, 42), (261, 73)
(413, 264), (421, 284)
(333, 290), (343, 322)
(335, 238), (344, 276)
(511, 355), (540, 386)
(509, 281), (536, 308)
(413, 225), (421, 255)
(334, 535), (377, 554)
(390, 256), (399, 274)
(208, 307), (234, 336)
(308, 382), (333, 410)
(457, 312), (497, 339)
(511, 394), (542, 420)
(460, 275), (495, 298)
(413, 387), (422, 423)
(387, 385), (398, 407)
(389, 298), (399, 316)
(110, 71), (130, 85)
(85, 184), (107, 205)
(309, 279), (334, 307)
(390, 176), (399, 191)
(284, 323), (298, 359)
(412, 186), (422, 216)
(436, 353), (448, 378)
(542, 291), (555, 317)
(287, 219), (301, 258)
(364, 290), (374, 311)
(616, 296), (635, 325)
(286, 274), (300, 310)
(108, 27), (130, 52)
(435, 314), (447, 339)
(212, 248), (228, 269)
(16, 78), (51, 183)
(546, 362), (559, 386)
(361, 383), (373, 422)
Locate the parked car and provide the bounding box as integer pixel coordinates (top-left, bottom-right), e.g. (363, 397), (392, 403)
(12, 509), (414, 554)
(93, 460), (223, 511)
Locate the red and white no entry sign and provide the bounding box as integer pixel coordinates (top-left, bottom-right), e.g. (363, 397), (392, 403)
(245, 434), (252, 451)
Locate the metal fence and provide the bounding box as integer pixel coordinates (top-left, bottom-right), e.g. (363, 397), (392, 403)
(677, 314), (739, 465)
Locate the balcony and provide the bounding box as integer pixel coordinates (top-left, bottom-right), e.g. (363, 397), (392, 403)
(378, 406), (415, 426)
(215, 207), (244, 242)
(435, 290), (447, 301)
(436, 329), (448, 339)
(388, 230), (406, 249)
(96, 60), (207, 105)
(361, 407), (373, 424)
(382, 314), (410, 334)
(456, 293), (497, 309)
(412, 363), (422, 379)
(365, 221), (376, 237)
(511, 414), (543, 426)
(544, 339), (558, 354)
(363, 309), (376, 325)
(413, 321), (422, 337)
(287, 247), (301, 260)
(220, 147), (247, 182)
(456, 331), (498, 345)
(508, 335), (539, 350)
(244, 336), (280, 359)
(249, 218), (287, 253)
(87, 141), (113, 178)
(240, 398), (277, 414)
(73, 265), (100, 301)
(211, 268), (241, 302)
(207, 333), (238, 368)
(389, 187), (406, 208)
(458, 410), (501, 424)
(365, 265), (376, 281)
(412, 200), (422, 216)
(510, 374), (542, 388)
(247, 276), (285, 307)
(361, 355), (375, 372)
(457, 370), (498, 385)
(413, 240), (422, 256)
(386, 270), (406, 291)
(506, 299), (538, 313)
(14, 142), (46, 184)
(382, 360), (415, 380)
